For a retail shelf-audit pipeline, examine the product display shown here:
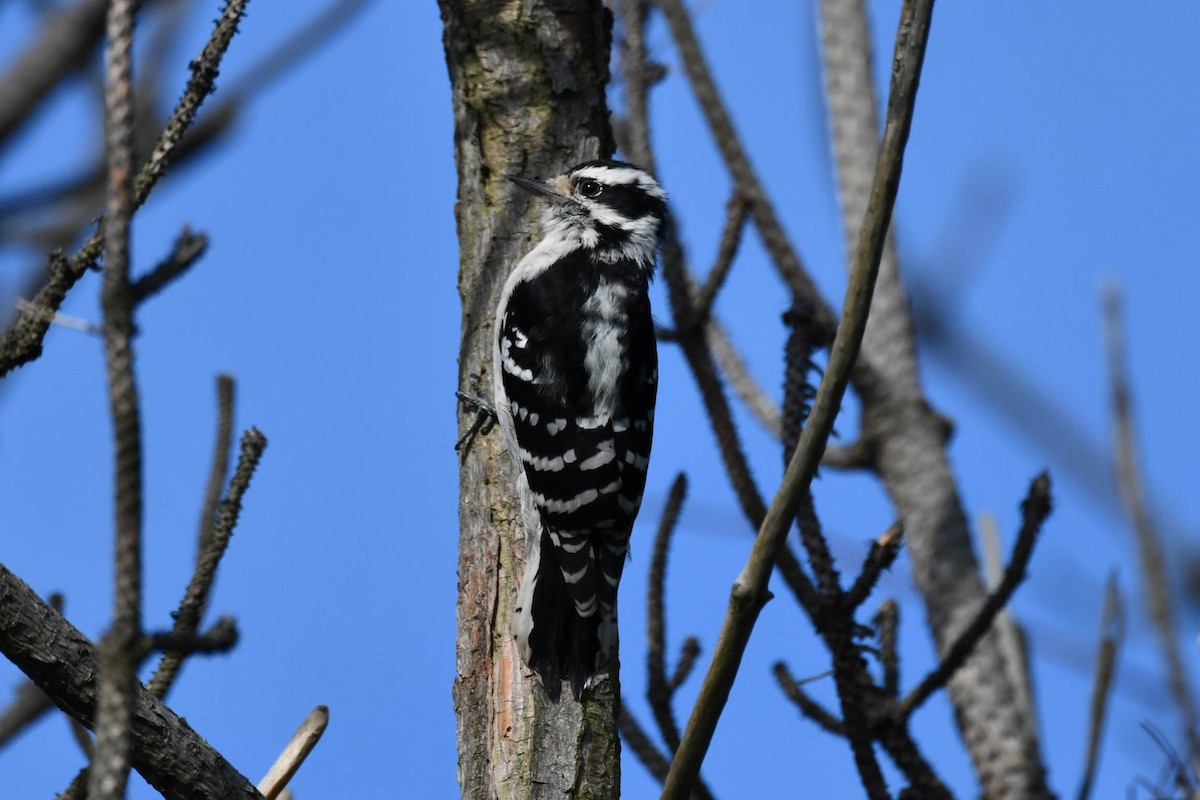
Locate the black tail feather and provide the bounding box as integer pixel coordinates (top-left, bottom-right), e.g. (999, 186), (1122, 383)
(527, 529), (601, 701)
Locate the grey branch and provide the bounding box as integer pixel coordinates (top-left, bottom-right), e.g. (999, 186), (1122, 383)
(0, 563), (265, 799)
(819, 0), (1052, 792)
(1103, 284), (1198, 753)
(661, 1), (935, 793)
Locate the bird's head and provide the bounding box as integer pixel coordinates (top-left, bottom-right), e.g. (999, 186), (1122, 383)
(509, 160), (668, 268)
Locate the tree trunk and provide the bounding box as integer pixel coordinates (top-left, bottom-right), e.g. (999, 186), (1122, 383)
(439, 2), (620, 798)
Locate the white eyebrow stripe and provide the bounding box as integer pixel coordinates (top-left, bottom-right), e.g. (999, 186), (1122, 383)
(571, 166), (667, 200)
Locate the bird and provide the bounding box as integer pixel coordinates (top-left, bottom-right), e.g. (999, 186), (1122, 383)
(493, 159), (668, 700)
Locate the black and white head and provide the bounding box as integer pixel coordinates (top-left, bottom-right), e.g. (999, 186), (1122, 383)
(509, 160), (668, 269)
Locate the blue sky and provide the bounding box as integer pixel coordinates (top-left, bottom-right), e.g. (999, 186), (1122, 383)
(2, 2), (1199, 798)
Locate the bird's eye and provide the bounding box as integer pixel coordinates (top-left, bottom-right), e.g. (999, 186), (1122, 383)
(578, 179), (603, 198)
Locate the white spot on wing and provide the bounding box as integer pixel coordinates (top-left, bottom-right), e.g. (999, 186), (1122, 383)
(533, 488), (599, 514)
(580, 440), (615, 471)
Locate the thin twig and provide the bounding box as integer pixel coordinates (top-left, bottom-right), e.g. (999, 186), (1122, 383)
(874, 600), (900, 698)
(89, 1), (141, 796)
(684, 194), (750, 331)
(978, 511), (1037, 744)
(844, 523), (903, 610)
(704, 321), (782, 439)
(668, 637), (702, 692)
(617, 702), (717, 800)
(129, 226), (208, 304)
(772, 662), (843, 735)
(0, 0), (108, 148)
(900, 472), (1052, 718)
(1104, 284), (1199, 754)
(647, 473), (689, 752)
(144, 616), (239, 655)
(652, 0), (836, 337)
(148, 427), (267, 698)
(257, 705), (329, 800)
(661, 2), (936, 793)
(196, 375), (236, 566)
(0, 679), (54, 749)
(621, 0), (817, 616)
(0, 0), (251, 380)
(12, 298), (101, 335)
(1076, 571), (1124, 800)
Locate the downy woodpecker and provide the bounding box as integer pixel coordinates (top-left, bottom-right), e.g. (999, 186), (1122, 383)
(494, 160), (667, 700)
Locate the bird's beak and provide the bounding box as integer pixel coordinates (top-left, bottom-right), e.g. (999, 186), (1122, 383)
(508, 174), (572, 205)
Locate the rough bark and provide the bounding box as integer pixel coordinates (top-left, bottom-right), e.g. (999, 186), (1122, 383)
(0, 563), (263, 800)
(439, 2), (620, 798)
(819, 0), (1052, 796)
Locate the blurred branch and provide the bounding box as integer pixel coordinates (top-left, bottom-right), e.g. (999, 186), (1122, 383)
(900, 473), (1052, 718)
(195, 374), (236, 564)
(652, 0), (836, 337)
(772, 663), (842, 734)
(0, 677), (54, 748)
(661, 0), (934, 793)
(129, 226), (208, 304)
(0, 0), (251, 380)
(678, 194), (749, 332)
(1103, 284), (1198, 754)
(617, 704), (717, 800)
(818, 0), (1050, 790)
(844, 523), (903, 610)
(1076, 571), (1124, 800)
(0, 0), (108, 150)
(704, 321), (782, 439)
(620, 0), (818, 618)
(874, 600), (899, 698)
(978, 511), (1037, 743)
(647, 472), (690, 752)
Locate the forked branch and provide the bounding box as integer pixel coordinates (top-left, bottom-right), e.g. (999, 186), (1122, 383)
(661, 1), (935, 794)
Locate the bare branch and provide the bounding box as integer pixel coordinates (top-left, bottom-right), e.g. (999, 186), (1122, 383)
(704, 321), (782, 439)
(0, 0), (108, 149)
(661, 2), (935, 792)
(900, 473), (1052, 718)
(0, 0), (251, 380)
(148, 427), (267, 698)
(129, 226), (209, 305)
(652, 0), (836, 334)
(683, 194), (750, 332)
(1104, 283), (1199, 753)
(1076, 571), (1124, 800)
(620, 0), (818, 618)
(978, 511), (1037, 745)
(617, 703), (717, 800)
(0, 678), (54, 749)
(144, 617), (239, 656)
(195, 374), (236, 567)
(90, 2), (142, 794)
(647, 473), (689, 752)
(772, 663), (843, 735)
(874, 600), (899, 699)
(257, 705), (330, 800)
(844, 523), (903, 611)
(0, 563), (265, 799)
